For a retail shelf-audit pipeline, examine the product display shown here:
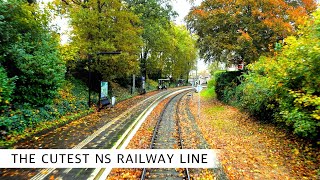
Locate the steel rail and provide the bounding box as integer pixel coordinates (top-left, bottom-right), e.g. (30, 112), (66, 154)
(31, 90), (170, 180)
(30, 88), (192, 180)
(176, 93), (191, 180)
(95, 88), (193, 180)
(140, 90), (191, 180)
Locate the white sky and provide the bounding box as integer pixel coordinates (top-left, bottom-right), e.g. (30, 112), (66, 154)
(172, 0), (202, 25)
(172, 0), (207, 72)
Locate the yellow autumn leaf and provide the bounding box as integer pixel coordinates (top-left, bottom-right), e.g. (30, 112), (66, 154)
(41, 170), (48, 175)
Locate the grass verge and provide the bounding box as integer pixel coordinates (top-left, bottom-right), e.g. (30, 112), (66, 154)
(200, 86), (216, 100)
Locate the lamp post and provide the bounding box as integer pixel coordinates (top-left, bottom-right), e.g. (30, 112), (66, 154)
(88, 51), (121, 107)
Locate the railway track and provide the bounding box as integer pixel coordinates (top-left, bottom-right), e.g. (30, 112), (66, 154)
(140, 90), (226, 180)
(141, 91), (191, 180)
(30, 88), (192, 180)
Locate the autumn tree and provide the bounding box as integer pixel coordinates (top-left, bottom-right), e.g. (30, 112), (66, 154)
(166, 25), (197, 80)
(124, 0), (177, 80)
(235, 8), (320, 138)
(186, 0), (317, 65)
(55, 0), (143, 83)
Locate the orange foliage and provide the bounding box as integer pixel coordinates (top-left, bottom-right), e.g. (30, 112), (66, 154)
(238, 29), (252, 41)
(287, 6), (309, 26)
(186, 0), (317, 64)
(302, 0), (317, 13)
(192, 8), (207, 17)
(195, 0), (316, 33)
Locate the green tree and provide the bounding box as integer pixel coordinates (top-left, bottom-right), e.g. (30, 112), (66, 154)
(0, 67), (15, 112)
(124, 0), (177, 79)
(56, 0), (143, 82)
(0, 0), (65, 107)
(167, 25), (197, 80)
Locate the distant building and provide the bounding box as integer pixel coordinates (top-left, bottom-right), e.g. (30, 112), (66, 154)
(188, 69), (211, 85)
(219, 61), (244, 71)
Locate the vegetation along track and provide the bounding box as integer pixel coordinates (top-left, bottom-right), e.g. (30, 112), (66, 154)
(141, 90), (191, 180)
(30, 88), (191, 180)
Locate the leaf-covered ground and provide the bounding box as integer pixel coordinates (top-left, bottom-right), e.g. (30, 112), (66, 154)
(0, 91), (160, 179)
(188, 93), (320, 179)
(107, 95), (170, 179)
(178, 94), (216, 179)
(108, 92), (216, 179)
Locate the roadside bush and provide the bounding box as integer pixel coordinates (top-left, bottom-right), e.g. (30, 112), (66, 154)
(207, 78), (215, 89)
(0, 78), (89, 139)
(200, 71), (224, 100)
(9, 33), (66, 106)
(0, 67), (15, 112)
(0, 99), (89, 135)
(235, 63), (278, 122)
(110, 82), (133, 102)
(215, 71), (242, 103)
(201, 85), (216, 99)
(0, 0), (65, 107)
(146, 79), (158, 91)
(232, 10), (320, 138)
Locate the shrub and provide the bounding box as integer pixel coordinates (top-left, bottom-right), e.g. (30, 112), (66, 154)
(0, 0), (65, 107)
(0, 77), (90, 139)
(235, 63), (278, 122)
(146, 79), (158, 91)
(214, 70), (242, 102)
(0, 67), (15, 112)
(232, 10), (320, 138)
(207, 78), (215, 89)
(201, 86), (216, 100)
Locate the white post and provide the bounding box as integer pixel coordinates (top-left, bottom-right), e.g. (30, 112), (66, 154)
(198, 90), (200, 118)
(132, 74), (135, 94)
(196, 84), (202, 118)
(111, 96), (116, 107)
